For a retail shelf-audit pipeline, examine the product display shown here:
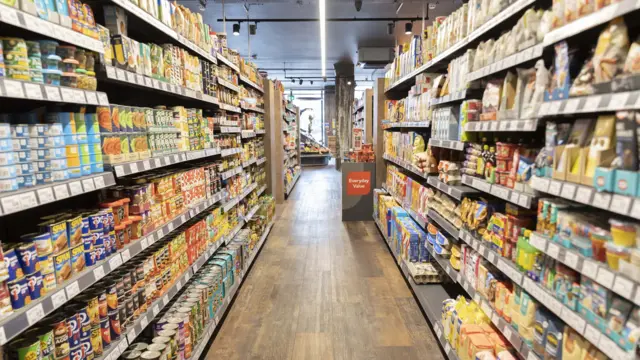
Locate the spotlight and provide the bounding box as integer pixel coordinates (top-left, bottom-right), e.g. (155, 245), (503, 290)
(249, 23), (257, 35)
(291, 78), (295, 83)
(233, 23), (240, 36)
(405, 22), (412, 34)
(387, 22), (395, 35)
(354, 0), (362, 11)
(299, 79), (303, 85)
(311, 80), (314, 85)
(347, 80), (352, 85)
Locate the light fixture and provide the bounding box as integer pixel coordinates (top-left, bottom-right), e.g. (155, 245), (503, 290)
(347, 80), (352, 85)
(405, 22), (412, 34)
(291, 78), (295, 83)
(395, 1), (404, 14)
(387, 22), (395, 35)
(311, 80), (314, 85)
(299, 79), (303, 85)
(249, 23), (257, 35)
(233, 23), (240, 35)
(319, 0), (326, 77)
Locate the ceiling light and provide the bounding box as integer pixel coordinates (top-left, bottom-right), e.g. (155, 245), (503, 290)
(311, 80), (314, 85)
(319, 0), (326, 77)
(387, 22), (395, 35)
(299, 79), (303, 85)
(347, 80), (352, 85)
(233, 23), (240, 35)
(395, 2), (404, 14)
(405, 22), (412, 34)
(249, 23), (257, 35)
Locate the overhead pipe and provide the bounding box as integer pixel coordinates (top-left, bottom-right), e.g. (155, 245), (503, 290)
(217, 16), (422, 22)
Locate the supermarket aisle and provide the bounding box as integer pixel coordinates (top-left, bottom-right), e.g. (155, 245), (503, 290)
(205, 165), (444, 360)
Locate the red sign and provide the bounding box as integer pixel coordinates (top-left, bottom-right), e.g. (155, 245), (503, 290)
(347, 171), (371, 195)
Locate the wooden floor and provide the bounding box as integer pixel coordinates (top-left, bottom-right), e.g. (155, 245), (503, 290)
(205, 165), (445, 360)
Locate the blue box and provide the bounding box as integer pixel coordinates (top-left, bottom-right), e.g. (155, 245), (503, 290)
(614, 169), (638, 197)
(593, 167), (615, 193)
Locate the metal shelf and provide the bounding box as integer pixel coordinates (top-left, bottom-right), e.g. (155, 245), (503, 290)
(461, 175), (536, 208)
(382, 121), (430, 129)
(0, 172), (115, 216)
(538, 90), (640, 117)
(111, 148), (221, 178)
(239, 75), (264, 93)
(218, 103), (242, 113)
(0, 3), (104, 53)
(221, 147), (243, 157)
(0, 191), (223, 345)
(383, 154), (429, 179)
(428, 139), (465, 151)
(103, 65), (218, 106)
(467, 44), (543, 82)
(217, 78), (240, 92)
(285, 172), (301, 196)
(426, 176), (478, 201)
(217, 54), (240, 72)
(0, 78), (109, 105)
(222, 183), (258, 212)
(241, 105), (265, 113)
(464, 119), (538, 132)
(430, 90), (467, 106)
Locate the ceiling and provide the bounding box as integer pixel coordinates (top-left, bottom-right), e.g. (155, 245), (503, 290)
(181, 0), (459, 91)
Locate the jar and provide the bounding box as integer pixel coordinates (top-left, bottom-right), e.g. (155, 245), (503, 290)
(56, 45), (76, 59)
(609, 219), (637, 247)
(605, 242), (631, 270)
(75, 49), (86, 70)
(43, 69), (62, 86)
(61, 73), (78, 88)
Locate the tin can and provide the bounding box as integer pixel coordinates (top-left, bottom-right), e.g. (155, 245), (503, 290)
(155, 330), (176, 360)
(124, 297), (134, 322)
(75, 304), (91, 338)
(99, 318), (110, 347)
(65, 310), (81, 347)
(53, 250), (71, 285)
(9, 124), (27, 137)
(43, 272), (56, 293)
(69, 345), (82, 360)
(23, 327), (54, 358)
(146, 343), (167, 360)
(105, 281), (118, 312)
(108, 310), (121, 340)
(8, 276), (30, 309)
(118, 304), (128, 329)
(90, 326), (102, 356)
(70, 244), (85, 274)
(140, 350), (161, 360)
(0, 151), (16, 166)
(50, 316), (70, 357)
(9, 337), (41, 360)
(84, 248), (97, 267)
(0, 177), (19, 191)
(94, 245), (105, 261)
(12, 137), (29, 151)
(26, 232), (54, 257)
(77, 294), (99, 326)
(128, 343), (147, 352)
(114, 277), (125, 299)
(16, 150), (30, 162)
(26, 271), (43, 299)
(66, 216), (83, 248)
(82, 234), (93, 251)
(37, 254), (54, 274)
(87, 213), (103, 232)
(15, 162), (33, 176)
(5, 248), (24, 280)
(16, 242), (38, 274)
(80, 336), (93, 360)
(95, 289), (107, 320)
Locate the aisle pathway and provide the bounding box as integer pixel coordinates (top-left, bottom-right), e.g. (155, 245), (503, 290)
(206, 165), (444, 360)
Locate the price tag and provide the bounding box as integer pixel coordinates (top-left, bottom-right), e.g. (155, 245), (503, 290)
(548, 180), (562, 195)
(109, 254), (123, 270)
(23, 83), (43, 100)
(85, 91), (98, 104)
(593, 192), (612, 210)
(44, 86), (62, 102)
(548, 101), (562, 115)
(36, 187), (54, 204)
(563, 98), (581, 113)
(488, 252), (496, 263)
(610, 194), (632, 214)
(51, 290), (67, 309)
(127, 329), (137, 344)
(502, 325), (512, 342)
(162, 294), (169, 306)
(126, 162), (138, 174)
(613, 276), (634, 299)
(140, 315), (149, 329)
(121, 249), (131, 263)
(529, 233), (547, 251)
(154, 158), (162, 168)
(509, 191), (519, 204)
(97, 93), (109, 106)
(26, 303), (45, 326)
(69, 181), (83, 196)
(116, 69), (126, 81)
(538, 102), (550, 116)
(481, 301), (492, 316)
(144, 77), (153, 87)
(106, 66), (116, 78)
(82, 178), (95, 191)
(444, 343), (451, 354)
(561, 183), (576, 199)
(142, 160), (150, 170)
(609, 92), (630, 110)
(136, 74), (144, 85)
(581, 259), (599, 279)
(583, 95), (602, 112)
(152, 304), (160, 316)
(94, 176), (106, 189)
(141, 237), (149, 249)
(4, 80), (24, 98)
(168, 222), (174, 232)
(596, 267), (615, 288)
(634, 287), (640, 306)
(181, 215), (187, 223)
(584, 324), (601, 345)
(547, 242), (560, 259)
(564, 251), (579, 270)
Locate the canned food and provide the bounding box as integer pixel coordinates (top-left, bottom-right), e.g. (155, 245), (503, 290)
(24, 327), (54, 358)
(52, 169), (68, 182)
(128, 343), (147, 352)
(0, 139), (11, 152)
(9, 337), (41, 360)
(146, 344), (167, 360)
(105, 281), (118, 311)
(84, 248), (97, 267)
(0, 164), (17, 179)
(0, 177), (19, 192)
(108, 310), (121, 340)
(51, 316), (70, 357)
(26, 271), (43, 299)
(15, 162), (33, 176)
(96, 289), (107, 319)
(0, 151), (16, 165)
(16, 175), (33, 189)
(22, 232), (53, 256)
(90, 326), (102, 356)
(80, 336), (93, 360)
(95, 245), (105, 261)
(43, 272), (56, 292)
(37, 254), (54, 273)
(140, 350), (161, 360)
(51, 158), (67, 170)
(99, 318), (110, 347)
(69, 345), (82, 360)
(118, 304), (128, 329)
(12, 137), (28, 151)
(35, 171), (52, 185)
(29, 124), (48, 137)
(16, 242), (38, 274)
(122, 350), (142, 360)
(5, 248), (23, 281)
(70, 244), (85, 274)
(65, 311), (81, 347)
(53, 250), (71, 284)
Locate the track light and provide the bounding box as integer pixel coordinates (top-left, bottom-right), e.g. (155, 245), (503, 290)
(405, 22), (412, 34)
(233, 23), (240, 35)
(387, 22), (395, 35)
(311, 80), (314, 85)
(291, 78), (295, 83)
(299, 79), (303, 85)
(249, 23), (257, 35)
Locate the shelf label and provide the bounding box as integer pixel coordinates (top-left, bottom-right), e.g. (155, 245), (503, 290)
(609, 92), (630, 110)
(593, 192), (612, 209)
(85, 91), (98, 104)
(26, 303), (45, 326)
(546, 243), (560, 259)
(142, 160), (151, 170)
(154, 158), (162, 168)
(94, 176), (106, 189)
(97, 93), (109, 105)
(93, 266), (105, 280)
(4, 80), (24, 98)
(60, 87), (75, 102)
(82, 178), (95, 192)
(162, 294), (169, 306)
(24, 83), (43, 100)
(584, 324), (601, 345)
(121, 249), (131, 263)
(50, 290), (67, 311)
(140, 315), (148, 329)
(54, 184), (70, 200)
(581, 259), (599, 279)
(127, 329), (137, 345)
(564, 251), (579, 270)
(611, 194), (632, 214)
(36, 187), (55, 204)
(109, 254), (123, 270)
(596, 268), (615, 288)
(152, 304), (160, 316)
(613, 276), (634, 299)
(44, 86), (62, 102)
(69, 181), (83, 195)
(157, 228), (164, 239)
(548, 180), (562, 195)
(130, 162), (139, 174)
(62, 280), (81, 303)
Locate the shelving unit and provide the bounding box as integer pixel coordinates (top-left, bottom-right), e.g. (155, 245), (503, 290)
(0, 1), (276, 356)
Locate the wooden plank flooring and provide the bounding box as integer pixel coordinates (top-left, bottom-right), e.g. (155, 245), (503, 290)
(205, 165), (445, 360)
